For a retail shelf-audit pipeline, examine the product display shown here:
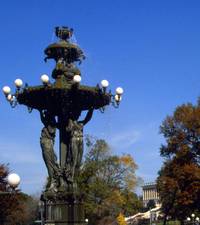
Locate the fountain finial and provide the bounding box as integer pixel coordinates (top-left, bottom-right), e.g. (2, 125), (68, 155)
(55, 26), (73, 41)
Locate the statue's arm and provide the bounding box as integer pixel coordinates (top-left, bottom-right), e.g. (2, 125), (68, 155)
(40, 110), (46, 125)
(79, 108), (94, 125)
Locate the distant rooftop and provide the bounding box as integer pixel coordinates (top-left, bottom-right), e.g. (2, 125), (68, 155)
(142, 182), (157, 188)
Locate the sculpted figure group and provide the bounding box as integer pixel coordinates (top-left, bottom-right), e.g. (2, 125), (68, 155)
(40, 108), (93, 193)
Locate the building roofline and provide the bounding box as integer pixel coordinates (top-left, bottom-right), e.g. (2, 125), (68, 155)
(142, 182), (157, 187)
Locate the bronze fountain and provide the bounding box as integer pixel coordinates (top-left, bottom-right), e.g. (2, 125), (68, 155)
(3, 26), (123, 225)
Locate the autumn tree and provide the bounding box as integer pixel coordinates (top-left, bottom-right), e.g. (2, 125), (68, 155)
(0, 164), (10, 224)
(157, 102), (200, 225)
(0, 164), (38, 225)
(78, 136), (141, 225)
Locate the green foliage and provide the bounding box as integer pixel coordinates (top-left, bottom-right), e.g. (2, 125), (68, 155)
(120, 190), (143, 216)
(157, 102), (200, 224)
(78, 136), (141, 225)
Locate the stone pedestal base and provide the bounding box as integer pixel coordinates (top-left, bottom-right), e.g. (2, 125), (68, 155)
(44, 201), (86, 225)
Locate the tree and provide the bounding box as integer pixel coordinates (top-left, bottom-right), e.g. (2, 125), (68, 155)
(158, 159), (200, 225)
(159, 103), (200, 162)
(0, 164), (11, 224)
(121, 190), (143, 217)
(0, 164), (38, 225)
(157, 102), (200, 225)
(78, 136), (141, 225)
(6, 193), (38, 225)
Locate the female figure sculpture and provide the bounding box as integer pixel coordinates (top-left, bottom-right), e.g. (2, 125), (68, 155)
(40, 110), (60, 191)
(65, 108), (94, 183)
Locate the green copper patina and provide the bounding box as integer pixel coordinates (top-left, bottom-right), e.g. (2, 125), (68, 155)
(15, 26), (111, 225)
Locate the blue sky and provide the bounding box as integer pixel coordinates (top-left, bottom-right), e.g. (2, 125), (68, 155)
(1, 0), (200, 194)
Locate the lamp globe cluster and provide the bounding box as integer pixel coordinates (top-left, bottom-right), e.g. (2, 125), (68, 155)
(3, 76), (124, 110)
(100, 79), (123, 106)
(187, 214), (200, 224)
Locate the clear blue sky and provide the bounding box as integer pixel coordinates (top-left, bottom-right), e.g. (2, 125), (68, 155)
(1, 0), (200, 194)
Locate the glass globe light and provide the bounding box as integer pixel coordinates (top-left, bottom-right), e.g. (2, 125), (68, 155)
(101, 80), (109, 88)
(41, 74), (49, 84)
(196, 217), (199, 221)
(85, 219), (88, 222)
(73, 75), (81, 83)
(116, 87), (124, 95)
(2, 86), (11, 95)
(14, 79), (23, 88)
(7, 94), (12, 101)
(12, 95), (16, 101)
(7, 173), (20, 188)
(187, 217), (191, 221)
(192, 214), (195, 218)
(115, 94), (122, 102)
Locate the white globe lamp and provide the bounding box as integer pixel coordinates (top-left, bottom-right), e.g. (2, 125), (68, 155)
(116, 87), (124, 95)
(7, 173), (20, 188)
(115, 94), (122, 102)
(73, 75), (81, 83)
(101, 80), (109, 88)
(41, 74), (49, 84)
(14, 79), (23, 88)
(2, 86), (11, 95)
(7, 94), (12, 102)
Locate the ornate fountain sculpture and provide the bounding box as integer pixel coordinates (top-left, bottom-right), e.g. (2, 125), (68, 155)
(2, 26), (123, 225)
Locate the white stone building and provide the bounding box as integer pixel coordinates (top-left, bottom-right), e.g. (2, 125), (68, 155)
(142, 182), (160, 208)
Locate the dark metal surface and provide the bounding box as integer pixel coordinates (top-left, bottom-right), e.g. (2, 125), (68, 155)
(16, 84), (110, 114)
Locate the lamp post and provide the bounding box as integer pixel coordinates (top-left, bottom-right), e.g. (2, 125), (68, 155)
(38, 201), (44, 225)
(0, 173), (20, 225)
(2, 26), (123, 225)
(0, 173), (21, 195)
